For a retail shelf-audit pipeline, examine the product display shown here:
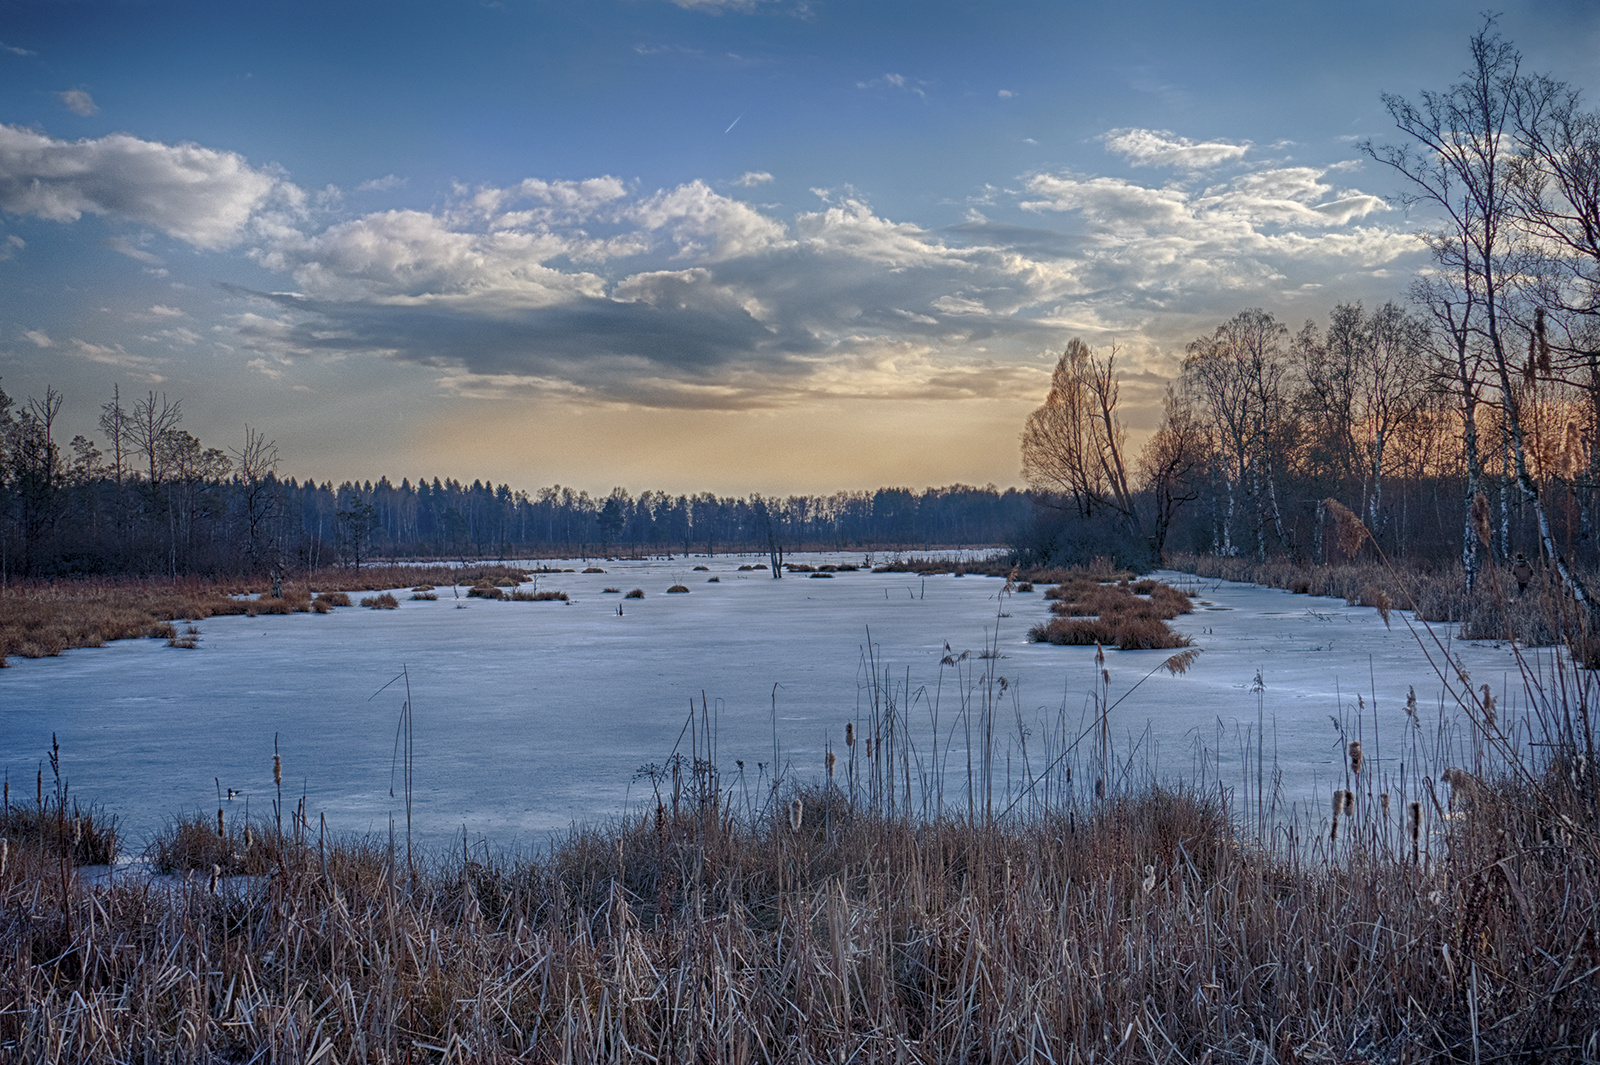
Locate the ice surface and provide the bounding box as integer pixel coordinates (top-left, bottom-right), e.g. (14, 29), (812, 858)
(0, 555), (1534, 851)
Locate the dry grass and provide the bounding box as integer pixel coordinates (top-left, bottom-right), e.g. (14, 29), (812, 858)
(625, 588), (645, 599)
(359, 593), (400, 609)
(4, 765), (1596, 1062)
(1029, 573), (1194, 650)
(666, 584), (691, 593)
(0, 566), (536, 661)
(508, 590), (568, 602)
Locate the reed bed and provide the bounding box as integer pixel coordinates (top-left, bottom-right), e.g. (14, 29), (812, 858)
(3, 755), (1596, 1063)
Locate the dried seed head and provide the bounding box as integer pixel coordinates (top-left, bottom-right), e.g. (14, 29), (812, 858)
(1405, 685), (1418, 719)
(1479, 683), (1497, 729)
(1332, 790), (1345, 820)
(1095, 642), (1105, 666)
(826, 750), (836, 778)
(788, 798), (804, 832)
(1324, 498), (1370, 557)
(209, 864), (221, 893)
(1348, 740), (1364, 776)
(1471, 492), (1493, 548)
(273, 754), (282, 787)
(1409, 801), (1422, 841)
(865, 737), (873, 759)
(217, 808), (226, 838)
(1344, 790), (1355, 816)
(845, 722), (854, 747)
(1162, 648), (1202, 676)
(245, 824), (253, 850)
(1380, 792), (1390, 818)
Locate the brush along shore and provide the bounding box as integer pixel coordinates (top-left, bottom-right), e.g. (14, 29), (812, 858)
(3, 763), (1596, 1063)
(0, 565), (538, 663)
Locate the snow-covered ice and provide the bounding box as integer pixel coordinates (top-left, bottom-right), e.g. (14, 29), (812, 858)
(0, 556), (1533, 850)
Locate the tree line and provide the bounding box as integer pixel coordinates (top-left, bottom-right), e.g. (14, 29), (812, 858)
(0, 382), (1028, 578)
(1021, 22), (1600, 593)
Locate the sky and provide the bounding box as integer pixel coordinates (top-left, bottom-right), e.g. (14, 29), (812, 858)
(3, 0), (1600, 496)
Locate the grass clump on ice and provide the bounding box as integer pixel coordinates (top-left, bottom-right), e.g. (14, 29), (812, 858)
(625, 588), (645, 599)
(509, 589), (568, 601)
(666, 584), (690, 593)
(359, 593), (399, 609)
(1028, 572), (1194, 649)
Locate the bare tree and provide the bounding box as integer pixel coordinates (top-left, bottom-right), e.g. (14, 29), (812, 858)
(234, 426), (281, 573)
(1138, 385), (1207, 561)
(1021, 338), (1139, 533)
(1368, 20), (1600, 616)
(98, 384), (128, 488)
(126, 392), (183, 489)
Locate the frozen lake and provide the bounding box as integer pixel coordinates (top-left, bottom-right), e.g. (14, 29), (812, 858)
(0, 555), (1533, 851)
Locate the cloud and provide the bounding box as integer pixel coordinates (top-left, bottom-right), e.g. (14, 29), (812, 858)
(147, 304), (185, 318)
(1101, 128), (1250, 170)
(0, 233), (21, 260)
(105, 234), (164, 265)
(733, 170), (773, 187)
(1, 40), (35, 57)
(57, 89), (98, 116)
(0, 124), (298, 249)
(23, 329), (52, 347)
(356, 174), (406, 193)
(857, 73), (925, 97)
(63, 337), (164, 381)
(998, 89), (1014, 98)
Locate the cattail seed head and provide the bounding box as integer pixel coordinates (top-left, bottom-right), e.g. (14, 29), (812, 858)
(245, 824), (253, 850)
(273, 754), (282, 787)
(1332, 790), (1344, 820)
(845, 722), (854, 747)
(1348, 740), (1364, 776)
(1409, 801), (1422, 840)
(1471, 492), (1492, 548)
(1405, 685), (1418, 718)
(1344, 790), (1355, 816)
(209, 864), (221, 893)
(788, 798), (804, 832)
(1380, 792), (1390, 818)
(826, 750), (836, 778)
(1479, 683), (1497, 729)
(865, 737), (873, 759)
(218, 808), (226, 838)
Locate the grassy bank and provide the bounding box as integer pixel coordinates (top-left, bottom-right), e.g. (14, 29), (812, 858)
(0, 564), (533, 663)
(3, 757), (1596, 1062)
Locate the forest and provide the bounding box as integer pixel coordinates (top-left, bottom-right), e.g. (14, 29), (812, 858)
(1020, 27), (1600, 603)
(0, 383), (1029, 577)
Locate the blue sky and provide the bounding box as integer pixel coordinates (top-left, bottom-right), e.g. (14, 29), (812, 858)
(4, 0), (1599, 494)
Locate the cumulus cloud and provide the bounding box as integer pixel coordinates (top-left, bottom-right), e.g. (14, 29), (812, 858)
(57, 89), (98, 116)
(733, 170), (773, 187)
(0, 124), (297, 249)
(1101, 128), (1250, 170)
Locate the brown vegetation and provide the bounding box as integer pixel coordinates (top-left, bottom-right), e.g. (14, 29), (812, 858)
(666, 584), (690, 594)
(359, 593), (399, 609)
(1028, 574), (1194, 650)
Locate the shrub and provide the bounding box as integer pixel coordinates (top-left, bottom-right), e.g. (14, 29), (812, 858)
(360, 593), (400, 609)
(737, 564), (755, 571)
(666, 585), (690, 594)
(692, 565), (710, 571)
(466, 586), (505, 600)
(411, 592), (438, 601)
(0, 800), (119, 865)
(316, 591), (352, 607)
(753, 564), (769, 570)
(510, 590), (568, 601)
(786, 563), (816, 573)
(602, 587), (621, 594)
(707, 576), (720, 583)
(412, 584), (436, 592)
(808, 572), (834, 579)
(1016, 582), (1035, 592)
(583, 567), (606, 574)
(311, 599), (332, 613)
(625, 588), (645, 599)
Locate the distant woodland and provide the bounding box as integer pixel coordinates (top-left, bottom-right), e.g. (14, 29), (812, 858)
(0, 383), (1028, 578)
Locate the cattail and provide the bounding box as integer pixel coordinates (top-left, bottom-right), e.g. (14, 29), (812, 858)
(1380, 792), (1390, 819)
(73, 816), (82, 848)
(1405, 685), (1418, 720)
(218, 808), (226, 838)
(845, 722), (854, 747)
(1348, 740), (1364, 776)
(209, 864), (221, 893)
(245, 824), (253, 851)
(0, 838), (7, 876)
(788, 798), (804, 832)
(865, 738), (873, 759)
(1409, 801), (1422, 861)
(1471, 492), (1492, 547)
(1141, 864), (1157, 894)
(1479, 683), (1497, 730)
(1331, 790), (1344, 841)
(273, 753), (282, 787)
(1535, 306), (1552, 373)
(1344, 790), (1355, 816)
(826, 750), (836, 779)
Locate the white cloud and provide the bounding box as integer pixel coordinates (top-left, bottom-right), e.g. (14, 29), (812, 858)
(0, 124), (297, 249)
(148, 304), (185, 317)
(857, 73), (925, 97)
(0, 233), (21, 260)
(57, 89), (98, 116)
(63, 337), (164, 380)
(23, 329), (52, 347)
(0, 40), (35, 56)
(356, 174), (406, 193)
(105, 235), (163, 265)
(998, 89), (1014, 98)
(733, 170), (773, 187)
(1101, 128), (1250, 170)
